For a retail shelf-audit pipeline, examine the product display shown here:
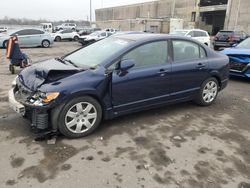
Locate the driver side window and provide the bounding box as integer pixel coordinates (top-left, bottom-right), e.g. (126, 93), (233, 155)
(121, 41), (168, 69)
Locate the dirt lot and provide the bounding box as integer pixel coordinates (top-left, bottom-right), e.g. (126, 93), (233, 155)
(0, 42), (250, 188)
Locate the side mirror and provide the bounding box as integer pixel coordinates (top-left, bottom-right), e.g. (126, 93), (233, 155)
(120, 59), (135, 72)
(186, 35), (192, 38)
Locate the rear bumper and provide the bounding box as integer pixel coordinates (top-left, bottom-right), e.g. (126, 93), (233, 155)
(220, 78), (229, 91)
(213, 41), (234, 47)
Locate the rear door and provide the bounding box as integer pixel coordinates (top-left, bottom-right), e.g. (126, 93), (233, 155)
(111, 40), (171, 113)
(27, 29), (44, 46)
(170, 40), (210, 99)
(14, 29), (30, 46)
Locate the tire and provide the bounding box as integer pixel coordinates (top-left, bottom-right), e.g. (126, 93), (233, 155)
(214, 45), (219, 51)
(3, 40), (8, 48)
(194, 77), (219, 106)
(9, 64), (15, 74)
(55, 36), (61, 42)
(41, 40), (50, 48)
(58, 96), (102, 138)
(74, 36), (79, 41)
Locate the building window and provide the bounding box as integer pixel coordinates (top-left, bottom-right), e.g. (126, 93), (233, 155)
(191, 12), (196, 22)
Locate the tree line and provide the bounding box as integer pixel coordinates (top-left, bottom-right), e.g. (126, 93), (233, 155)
(0, 16), (90, 27)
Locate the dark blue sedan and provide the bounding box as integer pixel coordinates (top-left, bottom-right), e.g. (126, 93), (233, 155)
(222, 37), (250, 79)
(9, 34), (229, 138)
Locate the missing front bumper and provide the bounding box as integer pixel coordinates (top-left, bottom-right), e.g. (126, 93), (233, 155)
(8, 89), (25, 114)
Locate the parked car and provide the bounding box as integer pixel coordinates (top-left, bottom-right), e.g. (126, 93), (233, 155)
(222, 37), (250, 79)
(170, 29), (211, 47)
(0, 28), (53, 48)
(104, 28), (118, 34)
(78, 31), (112, 46)
(113, 31), (145, 36)
(0, 26), (8, 33)
(55, 23), (77, 31)
(9, 34), (229, 138)
(213, 30), (248, 50)
(78, 28), (101, 36)
(51, 30), (79, 42)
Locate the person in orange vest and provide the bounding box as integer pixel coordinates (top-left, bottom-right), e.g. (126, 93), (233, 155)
(6, 35), (29, 68)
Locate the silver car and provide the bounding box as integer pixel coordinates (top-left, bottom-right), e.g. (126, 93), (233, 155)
(0, 28), (54, 48)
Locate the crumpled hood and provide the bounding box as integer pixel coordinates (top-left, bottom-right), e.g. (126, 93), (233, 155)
(222, 48), (250, 64)
(222, 48), (250, 56)
(18, 58), (79, 91)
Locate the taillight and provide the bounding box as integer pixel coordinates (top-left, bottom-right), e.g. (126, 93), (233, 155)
(229, 36), (237, 42)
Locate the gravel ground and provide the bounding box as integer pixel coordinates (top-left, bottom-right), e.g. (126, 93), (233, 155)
(0, 42), (250, 188)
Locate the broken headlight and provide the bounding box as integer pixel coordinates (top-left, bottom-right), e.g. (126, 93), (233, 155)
(29, 92), (60, 106)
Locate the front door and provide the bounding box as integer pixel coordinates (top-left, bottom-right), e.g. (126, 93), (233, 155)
(111, 40), (171, 113)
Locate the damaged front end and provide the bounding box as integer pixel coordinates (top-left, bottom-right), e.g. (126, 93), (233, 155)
(228, 55), (250, 78)
(9, 58), (80, 133)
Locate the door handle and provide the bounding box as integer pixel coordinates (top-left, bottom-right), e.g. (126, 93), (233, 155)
(196, 63), (206, 69)
(157, 69), (169, 76)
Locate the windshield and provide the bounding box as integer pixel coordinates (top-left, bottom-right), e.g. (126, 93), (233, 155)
(64, 37), (132, 68)
(170, 30), (188, 36)
(237, 38), (250, 49)
(216, 31), (233, 37)
(89, 31), (100, 36)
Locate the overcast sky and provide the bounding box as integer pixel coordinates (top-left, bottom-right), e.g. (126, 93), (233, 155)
(0, 0), (155, 21)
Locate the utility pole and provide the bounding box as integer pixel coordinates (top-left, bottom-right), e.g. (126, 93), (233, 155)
(171, 0), (176, 18)
(195, 0), (200, 28)
(90, 0), (92, 23)
(234, 0), (241, 30)
(224, 0), (232, 30)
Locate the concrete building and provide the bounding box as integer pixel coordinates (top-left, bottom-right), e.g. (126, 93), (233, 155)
(95, 0), (250, 35)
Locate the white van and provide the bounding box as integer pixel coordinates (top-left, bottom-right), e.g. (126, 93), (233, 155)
(40, 23), (53, 33)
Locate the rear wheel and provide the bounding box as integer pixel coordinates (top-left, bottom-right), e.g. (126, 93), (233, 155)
(194, 77), (219, 106)
(3, 40), (8, 48)
(55, 36), (61, 42)
(9, 64), (15, 74)
(74, 36), (79, 41)
(42, 40), (50, 48)
(58, 96), (102, 138)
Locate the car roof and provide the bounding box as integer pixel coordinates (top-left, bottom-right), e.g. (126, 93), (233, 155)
(174, 29), (207, 32)
(113, 33), (210, 46)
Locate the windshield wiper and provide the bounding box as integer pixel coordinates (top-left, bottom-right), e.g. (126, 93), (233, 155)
(64, 59), (79, 68)
(55, 57), (66, 64)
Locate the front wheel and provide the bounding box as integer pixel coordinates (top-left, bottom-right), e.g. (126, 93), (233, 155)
(58, 96), (102, 138)
(194, 77), (219, 106)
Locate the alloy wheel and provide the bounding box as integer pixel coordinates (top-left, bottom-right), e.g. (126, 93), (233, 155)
(65, 102), (97, 134)
(202, 81), (218, 103)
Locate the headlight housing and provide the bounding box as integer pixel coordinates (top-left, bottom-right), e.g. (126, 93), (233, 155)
(30, 92), (59, 106)
(11, 76), (18, 88)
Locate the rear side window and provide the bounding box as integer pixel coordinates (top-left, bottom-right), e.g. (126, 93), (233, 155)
(62, 30), (72, 34)
(173, 40), (206, 62)
(100, 32), (106, 37)
(29, 29), (44, 35)
(122, 41), (168, 69)
(216, 31), (233, 37)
